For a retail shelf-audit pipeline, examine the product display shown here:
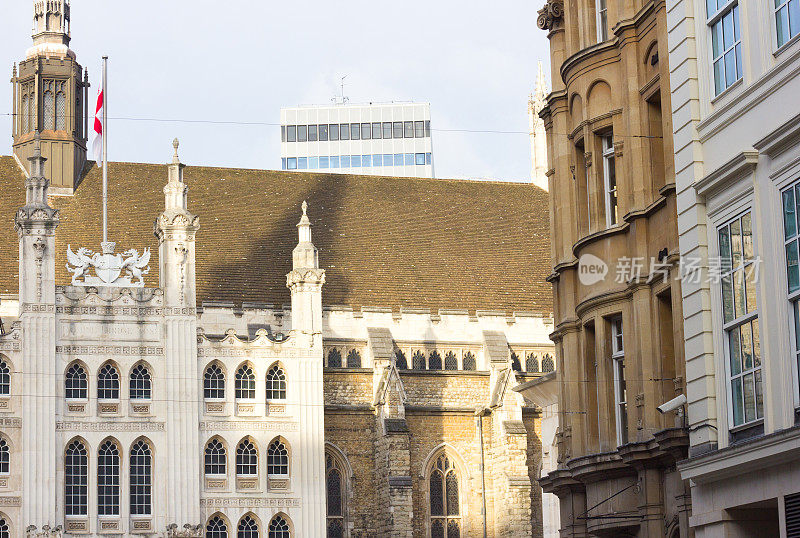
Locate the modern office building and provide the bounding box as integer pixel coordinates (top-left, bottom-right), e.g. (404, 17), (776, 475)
(280, 102), (434, 178)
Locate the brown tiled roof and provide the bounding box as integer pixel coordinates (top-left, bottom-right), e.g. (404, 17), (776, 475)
(0, 156), (552, 315)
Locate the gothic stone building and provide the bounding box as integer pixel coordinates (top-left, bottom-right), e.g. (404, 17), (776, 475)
(0, 3), (554, 536)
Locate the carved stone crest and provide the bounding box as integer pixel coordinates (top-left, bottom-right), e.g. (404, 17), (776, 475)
(66, 241), (151, 287)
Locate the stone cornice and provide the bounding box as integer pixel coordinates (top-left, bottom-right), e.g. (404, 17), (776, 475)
(694, 151), (759, 198)
(754, 111), (800, 158)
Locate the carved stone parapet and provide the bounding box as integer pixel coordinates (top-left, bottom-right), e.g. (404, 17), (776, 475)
(537, 0), (564, 31)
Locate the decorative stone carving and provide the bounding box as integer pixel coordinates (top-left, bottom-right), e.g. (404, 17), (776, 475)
(164, 524), (203, 537)
(537, 0), (564, 31)
(66, 242), (151, 287)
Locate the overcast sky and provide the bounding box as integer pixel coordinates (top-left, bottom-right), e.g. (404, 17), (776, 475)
(1, 0), (551, 181)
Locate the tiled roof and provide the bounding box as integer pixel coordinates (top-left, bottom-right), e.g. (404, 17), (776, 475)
(0, 156), (552, 315)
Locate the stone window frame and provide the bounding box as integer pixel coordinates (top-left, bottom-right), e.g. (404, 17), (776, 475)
(323, 343), (367, 369)
(128, 362), (152, 402)
(203, 361), (226, 401)
(266, 436), (291, 478)
(129, 437), (153, 516)
(420, 444), (471, 538)
(97, 361), (121, 402)
(65, 437), (90, 518)
(779, 174), (800, 410)
(204, 436), (228, 479)
(65, 360), (89, 401)
(265, 362), (287, 401)
(397, 345), (484, 372)
(609, 316), (628, 446)
(325, 444), (353, 538)
(235, 437), (259, 478)
(0, 437), (9, 477)
(97, 437), (122, 517)
(237, 513), (261, 538)
(601, 132), (618, 228)
(0, 512), (11, 538)
(0, 357), (10, 398)
(267, 512), (294, 538)
(234, 362), (257, 401)
(205, 513), (230, 538)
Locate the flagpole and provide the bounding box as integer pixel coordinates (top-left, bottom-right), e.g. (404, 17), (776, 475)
(102, 56), (108, 244)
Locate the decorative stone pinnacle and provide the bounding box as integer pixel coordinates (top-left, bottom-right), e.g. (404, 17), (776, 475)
(302, 200), (308, 216)
(172, 138), (180, 164)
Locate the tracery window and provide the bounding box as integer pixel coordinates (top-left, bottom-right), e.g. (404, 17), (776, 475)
(395, 350), (408, 370)
(444, 352), (458, 371)
(326, 453), (345, 538)
(0, 438), (9, 474)
(462, 352), (476, 371)
(412, 351), (426, 370)
(205, 438), (227, 476)
(346, 350), (361, 368)
(129, 364), (152, 400)
(526, 353), (539, 373)
(55, 84), (66, 131)
(511, 351), (522, 371)
(429, 454), (460, 538)
(238, 515), (259, 538)
(65, 363), (87, 399)
(97, 363), (120, 400)
(327, 349), (342, 368)
(130, 440), (152, 515)
(268, 515), (290, 538)
(267, 439), (289, 476)
(21, 94), (30, 133)
(428, 351), (442, 370)
(98, 440), (120, 516)
(266, 365), (286, 400)
(206, 516), (228, 538)
(43, 83), (54, 130)
(236, 438), (257, 476)
(0, 360), (9, 396)
(65, 439), (88, 516)
(0, 517), (8, 538)
(204, 363), (225, 399)
(235, 364), (256, 400)
(542, 354), (555, 373)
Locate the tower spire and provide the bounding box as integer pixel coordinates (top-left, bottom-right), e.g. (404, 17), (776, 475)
(29, 0), (73, 59)
(529, 60), (550, 191)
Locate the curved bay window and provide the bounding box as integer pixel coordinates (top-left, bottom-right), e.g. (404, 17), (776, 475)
(238, 515), (259, 538)
(429, 454), (460, 538)
(65, 439), (88, 516)
(129, 364), (152, 400)
(235, 364), (256, 400)
(98, 440), (120, 516)
(65, 363), (88, 400)
(97, 363), (120, 400)
(204, 363), (225, 399)
(268, 515), (290, 538)
(326, 453), (345, 538)
(236, 438), (258, 477)
(130, 440), (152, 515)
(206, 515), (228, 538)
(266, 365), (286, 400)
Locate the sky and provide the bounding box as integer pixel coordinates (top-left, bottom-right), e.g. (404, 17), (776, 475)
(0, 0), (551, 182)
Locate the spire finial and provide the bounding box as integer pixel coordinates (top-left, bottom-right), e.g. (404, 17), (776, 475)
(302, 200), (308, 216)
(172, 138), (180, 164)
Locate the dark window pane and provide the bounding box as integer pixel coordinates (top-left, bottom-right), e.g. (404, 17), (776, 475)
(415, 120), (424, 138)
(463, 352), (476, 371)
(340, 124), (350, 140)
(329, 124), (339, 141)
(430, 470), (444, 515)
(319, 124), (329, 141)
(328, 349), (342, 368)
(445, 352), (458, 370)
(298, 125), (307, 142)
(287, 157), (297, 170)
(372, 122), (382, 139)
(350, 123), (360, 140)
(327, 519), (344, 538)
(447, 520), (461, 538)
(413, 351), (426, 370)
(393, 122), (403, 138)
(383, 122), (393, 139)
(308, 124), (318, 142)
(361, 122), (371, 140)
(429, 351), (442, 370)
(431, 521), (445, 538)
(425, 120), (431, 137)
(446, 471), (459, 515)
(281, 126), (286, 142)
(327, 468), (342, 516)
(347, 350), (362, 368)
(395, 350), (408, 369)
(404, 121), (414, 137)
(416, 153), (425, 165)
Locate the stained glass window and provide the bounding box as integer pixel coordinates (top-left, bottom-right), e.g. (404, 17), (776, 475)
(130, 440), (152, 515)
(238, 515), (259, 538)
(65, 440), (88, 516)
(463, 352), (476, 371)
(206, 516), (228, 538)
(236, 438), (257, 476)
(98, 440), (120, 515)
(205, 438), (226, 476)
(97, 363), (120, 400)
(204, 363), (225, 399)
(266, 365), (286, 400)
(327, 349), (342, 368)
(413, 351), (426, 370)
(444, 351), (458, 370)
(346, 349), (361, 368)
(267, 439), (289, 476)
(235, 364), (256, 399)
(429, 454), (460, 535)
(429, 351), (442, 370)
(129, 364), (151, 400)
(65, 363), (87, 399)
(268, 515), (290, 538)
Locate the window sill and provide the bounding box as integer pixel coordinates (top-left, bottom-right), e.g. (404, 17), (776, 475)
(775, 32), (800, 58)
(710, 77), (743, 107)
(97, 401), (120, 416)
(65, 517), (90, 534)
(728, 419), (764, 445)
(130, 517), (153, 534)
(66, 400), (88, 414)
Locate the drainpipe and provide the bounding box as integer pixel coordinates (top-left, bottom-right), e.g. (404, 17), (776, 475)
(476, 407), (492, 538)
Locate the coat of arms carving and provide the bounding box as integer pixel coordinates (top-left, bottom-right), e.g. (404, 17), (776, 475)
(66, 241), (151, 287)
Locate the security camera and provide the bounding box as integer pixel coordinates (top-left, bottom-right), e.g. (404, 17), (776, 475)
(657, 394), (686, 414)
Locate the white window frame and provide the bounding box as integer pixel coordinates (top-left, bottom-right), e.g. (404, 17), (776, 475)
(774, 0), (800, 51)
(602, 135), (617, 228)
(706, 0), (742, 96)
(611, 318), (627, 446)
(596, 0), (608, 42)
(780, 179), (800, 409)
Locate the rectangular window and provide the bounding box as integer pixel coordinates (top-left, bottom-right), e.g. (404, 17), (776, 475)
(298, 157), (308, 170)
(351, 155), (361, 168)
(782, 183), (800, 406)
(602, 134), (618, 227)
(404, 121), (414, 138)
(404, 153), (414, 166)
(287, 125), (297, 143)
(330, 156), (340, 168)
(281, 126), (286, 142)
(362, 155), (371, 167)
(611, 318), (627, 446)
(287, 157), (297, 170)
(415, 153), (425, 165)
(350, 123), (360, 140)
(372, 122), (382, 139)
(383, 122), (393, 139)
(298, 125), (308, 142)
(309, 157), (319, 169)
(597, 0), (608, 41)
(329, 124), (339, 141)
(308, 124), (318, 142)
(281, 158), (286, 170)
(372, 154), (383, 166)
(776, 0), (800, 48)
(414, 120), (424, 138)
(394, 153), (404, 165)
(320, 156), (329, 169)
(393, 122), (403, 138)
(341, 155), (350, 167)
(425, 120), (431, 137)
(719, 212), (762, 428)
(361, 122), (371, 140)
(384, 154), (394, 165)
(340, 124), (350, 141)
(426, 152), (432, 165)
(708, 1), (742, 95)
(319, 124), (329, 141)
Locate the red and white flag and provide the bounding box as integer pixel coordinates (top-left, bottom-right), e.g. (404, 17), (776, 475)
(92, 84), (104, 166)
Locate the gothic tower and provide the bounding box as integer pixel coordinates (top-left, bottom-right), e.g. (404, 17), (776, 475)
(11, 0), (89, 193)
(528, 61), (549, 192)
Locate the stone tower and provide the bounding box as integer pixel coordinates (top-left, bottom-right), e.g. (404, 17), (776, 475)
(11, 0), (89, 193)
(528, 61), (549, 192)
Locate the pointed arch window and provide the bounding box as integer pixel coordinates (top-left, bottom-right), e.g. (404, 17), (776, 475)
(327, 349), (342, 368)
(238, 515), (259, 538)
(205, 439), (227, 476)
(65, 363), (88, 400)
(43, 88), (55, 130)
(0, 517), (8, 538)
(98, 440), (120, 516)
(204, 363), (225, 399)
(0, 360), (10, 396)
(395, 350), (408, 370)
(98, 363), (120, 400)
(267, 439), (289, 477)
(266, 365), (286, 400)
(235, 364), (256, 400)
(346, 349), (361, 368)
(429, 454), (460, 538)
(511, 351), (522, 371)
(462, 352), (476, 371)
(65, 439), (88, 516)
(21, 94), (30, 133)
(236, 439), (258, 476)
(444, 351), (458, 371)
(526, 353), (540, 373)
(130, 440), (152, 515)
(412, 351), (426, 370)
(542, 354), (555, 372)
(429, 351), (442, 370)
(0, 438), (9, 474)
(326, 453), (345, 538)
(55, 84), (66, 131)
(206, 516), (228, 538)
(268, 515), (290, 538)
(129, 364), (152, 400)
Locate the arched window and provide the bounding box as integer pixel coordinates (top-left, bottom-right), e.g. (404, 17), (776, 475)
(204, 363), (225, 399)
(412, 351), (426, 370)
(444, 352), (458, 371)
(65, 363), (87, 399)
(65, 439), (88, 516)
(238, 515), (259, 538)
(129, 364), (152, 400)
(236, 438), (257, 476)
(542, 354), (555, 372)
(0, 360), (9, 396)
(326, 453), (345, 538)
(395, 350), (408, 370)
(205, 438), (226, 476)
(0, 517), (9, 538)
(266, 365), (286, 400)
(98, 440), (120, 516)
(429, 351), (442, 370)
(43, 89), (54, 130)
(462, 352), (476, 371)
(346, 350), (361, 368)
(55, 90), (66, 131)
(130, 440), (152, 515)
(235, 364), (256, 399)
(0, 438), (9, 474)
(268, 515), (290, 538)
(429, 454), (460, 538)
(267, 439), (289, 477)
(511, 351), (522, 372)
(97, 363), (120, 400)
(526, 353), (539, 373)
(21, 94), (30, 133)
(327, 349), (342, 368)
(206, 516), (228, 538)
